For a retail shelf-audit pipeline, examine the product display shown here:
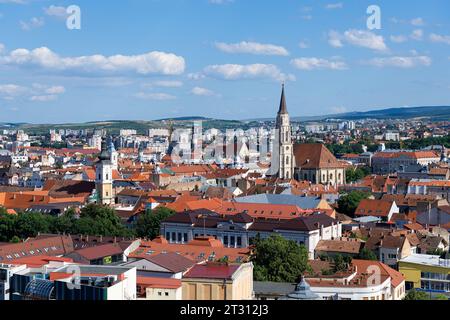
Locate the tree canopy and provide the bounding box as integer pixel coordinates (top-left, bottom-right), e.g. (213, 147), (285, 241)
(357, 248), (378, 261)
(0, 204), (133, 242)
(251, 234), (310, 283)
(403, 290), (430, 300)
(337, 191), (371, 217)
(346, 167), (371, 183)
(135, 207), (176, 240)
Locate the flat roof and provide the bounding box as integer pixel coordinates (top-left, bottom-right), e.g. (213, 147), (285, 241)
(400, 254), (450, 268)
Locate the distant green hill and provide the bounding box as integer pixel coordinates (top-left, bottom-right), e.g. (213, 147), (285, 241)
(292, 106), (450, 122)
(2, 106), (449, 134)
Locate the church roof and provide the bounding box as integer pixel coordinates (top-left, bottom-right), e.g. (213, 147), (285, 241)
(293, 143), (345, 169)
(278, 84), (288, 115)
(98, 138), (111, 161)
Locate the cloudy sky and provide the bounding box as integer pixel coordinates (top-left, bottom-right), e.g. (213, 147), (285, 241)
(0, 0), (449, 123)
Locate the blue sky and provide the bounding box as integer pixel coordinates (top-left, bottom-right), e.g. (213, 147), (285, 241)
(0, 0), (449, 123)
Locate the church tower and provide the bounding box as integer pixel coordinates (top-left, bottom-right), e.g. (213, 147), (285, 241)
(108, 138), (118, 170)
(96, 138), (114, 205)
(275, 84), (294, 179)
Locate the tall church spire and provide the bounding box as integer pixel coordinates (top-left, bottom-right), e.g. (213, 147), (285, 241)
(272, 84), (294, 180)
(278, 83), (288, 115)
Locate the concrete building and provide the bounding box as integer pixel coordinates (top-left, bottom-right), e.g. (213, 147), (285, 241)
(399, 254), (450, 294)
(181, 262), (254, 300)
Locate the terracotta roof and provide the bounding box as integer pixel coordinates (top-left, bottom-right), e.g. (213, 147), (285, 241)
(293, 143), (345, 169)
(8, 255), (74, 268)
(71, 243), (124, 261)
(183, 263), (240, 280)
(144, 252), (195, 273)
(306, 259), (404, 289)
(130, 238), (250, 263)
(315, 239), (363, 255)
(409, 180), (450, 187)
(373, 151), (440, 159)
(137, 276), (181, 289)
(0, 235), (74, 262)
(355, 199), (395, 218)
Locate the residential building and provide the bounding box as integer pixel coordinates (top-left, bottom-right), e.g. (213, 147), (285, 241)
(399, 254), (450, 293)
(181, 262), (254, 300)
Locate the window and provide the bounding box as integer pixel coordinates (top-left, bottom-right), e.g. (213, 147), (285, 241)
(237, 237), (242, 247)
(183, 233), (188, 242)
(165, 292), (169, 297)
(223, 236), (229, 246)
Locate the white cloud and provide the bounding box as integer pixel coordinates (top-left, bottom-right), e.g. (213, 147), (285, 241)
(187, 73), (206, 81)
(291, 57), (347, 70)
(328, 30), (343, 48)
(328, 29), (388, 52)
(411, 17), (425, 26)
(215, 41), (289, 56)
(390, 35), (408, 43)
(202, 64), (295, 82)
(430, 33), (450, 45)
(191, 87), (217, 97)
(366, 56), (432, 68)
(0, 83), (65, 101)
(325, 3), (343, 10)
(410, 29), (424, 41)
(0, 43), (4, 54)
(30, 94), (57, 102)
(0, 84), (28, 96)
(0, 46), (186, 76)
(20, 17), (44, 31)
(143, 80), (183, 88)
(45, 85), (65, 94)
(134, 92), (176, 100)
(44, 5), (68, 19)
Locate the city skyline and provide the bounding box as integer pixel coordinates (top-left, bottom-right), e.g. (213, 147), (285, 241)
(0, 0), (449, 123)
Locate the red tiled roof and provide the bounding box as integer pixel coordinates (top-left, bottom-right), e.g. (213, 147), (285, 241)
(355, 199), (394, 218)
(137, 277), (181, 289)
(183, 263), (240, 280)
(72, 243), (124, 260)
(293, 143), (345, 169)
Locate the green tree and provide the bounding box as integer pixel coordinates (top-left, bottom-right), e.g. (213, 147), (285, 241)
(404, 290), (430, 300)
(9, 235), (21, 243)
(346, 167), (371, 183)
(333, 254), (351, 273)
(73, 204), (132, 237)
(0, 211), (17, 242)
(14, 212), (52, 239)
(251, 234), (310, 283)
(135, 207), (176, 240)
(337, 191), (371, 217)
(357, 248), (378, 261)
